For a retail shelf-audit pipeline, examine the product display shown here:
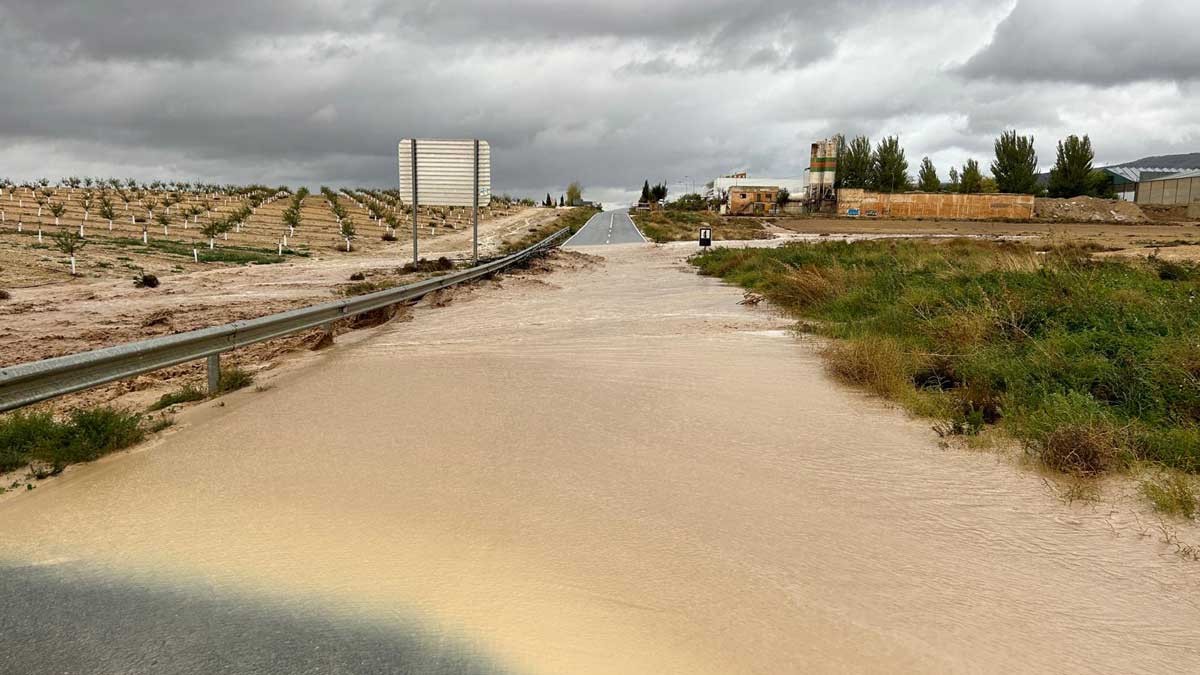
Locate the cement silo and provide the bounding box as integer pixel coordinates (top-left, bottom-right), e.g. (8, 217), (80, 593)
(808, 137), (839, 203)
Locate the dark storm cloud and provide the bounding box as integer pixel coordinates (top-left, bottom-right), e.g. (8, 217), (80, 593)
(960, 0), (1200, 85)
(0, 0), (1196, 200)
(0, 0), (377, 61)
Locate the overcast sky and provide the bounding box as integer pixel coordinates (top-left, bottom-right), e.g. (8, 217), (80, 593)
(1, 0), (1197, 205)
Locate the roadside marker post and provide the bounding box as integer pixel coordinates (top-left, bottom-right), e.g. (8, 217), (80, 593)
(411, 139), (419, 265)
(699, 227), (712, 249)
(473, 139), (480, 265)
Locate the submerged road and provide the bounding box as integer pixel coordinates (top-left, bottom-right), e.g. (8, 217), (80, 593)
(562, 208), (646, 245)
(2, 244), (1199, 673)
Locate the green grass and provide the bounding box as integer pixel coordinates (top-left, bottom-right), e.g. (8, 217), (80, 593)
(693, 239), (1200, 475)
(105, 237), (302, 264)
(148, 384), (206, 411)
(501, 207), (600, 254)
(0, 408), (145, 473)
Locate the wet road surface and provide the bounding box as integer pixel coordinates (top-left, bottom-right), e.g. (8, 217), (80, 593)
(562, 209), (646, 245)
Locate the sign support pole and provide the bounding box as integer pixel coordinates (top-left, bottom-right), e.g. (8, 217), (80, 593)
(473, 139), (480, 265)
(411, 139), (419, 265)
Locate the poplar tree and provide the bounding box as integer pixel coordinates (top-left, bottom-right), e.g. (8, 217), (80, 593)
(870, 136), (911, 193)
(991, 130), (1039, 194)
(917, 157), (941, 192)
(959, 159), (984, 194)
(838, 136), (873, 189)
(1047, 134), (1095, 198)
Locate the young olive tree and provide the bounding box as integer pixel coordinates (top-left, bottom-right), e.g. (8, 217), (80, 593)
(341, 217), (356, 251)
(99, 194), (117, 231)
(53, 229), (87, 275)
(48, 201), (67, 227)
(156, 210), (172, 236)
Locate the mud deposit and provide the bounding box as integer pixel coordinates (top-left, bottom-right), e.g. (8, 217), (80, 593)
(0, 243), (1197, 673)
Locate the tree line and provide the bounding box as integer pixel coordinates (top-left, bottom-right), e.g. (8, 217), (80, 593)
(836, 132), (1116, 198)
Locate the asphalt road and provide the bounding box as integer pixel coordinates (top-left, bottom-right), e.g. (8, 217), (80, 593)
(562, 209), (646, 245)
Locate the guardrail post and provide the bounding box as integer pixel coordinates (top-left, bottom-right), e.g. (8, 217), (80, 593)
(207, 353), (220, 395)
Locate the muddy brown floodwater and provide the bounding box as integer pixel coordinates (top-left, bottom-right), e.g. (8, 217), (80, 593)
(2, 242), (1199, 673)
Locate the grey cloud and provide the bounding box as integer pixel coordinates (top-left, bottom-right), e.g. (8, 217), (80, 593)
(0, 0), (1196, 201)
(0, 0), (379, 61)
(960, 0), (1200, 85)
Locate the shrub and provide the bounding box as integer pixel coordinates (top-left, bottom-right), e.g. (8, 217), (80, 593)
(57, 408), (146, 464)
(148, 384), (206, 411)
(1141, 475), (1197, 518)
(822, 336), (917, 398)
(0, 289), (10, 300)
(218, 366), (254, 393)
(0, 407), (144, 472)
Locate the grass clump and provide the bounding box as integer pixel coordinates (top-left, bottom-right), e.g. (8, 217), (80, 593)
(148, 384), (206, 411)
(0, 408), (145, 473)
(339, 279), (398, 297)
(693, 238), (1200, 475)
(217, 366), (255, 393)
(401, 256), (455, 274)
(1141, 474), (1197, 518)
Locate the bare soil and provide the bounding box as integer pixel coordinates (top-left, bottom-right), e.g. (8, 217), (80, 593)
(1034, 196), (1149, 223)
(0, 186), (546, 288)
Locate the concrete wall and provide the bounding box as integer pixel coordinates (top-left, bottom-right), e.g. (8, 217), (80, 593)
(1136, 176), (1200, 206)
(837, 189), (1035, 220)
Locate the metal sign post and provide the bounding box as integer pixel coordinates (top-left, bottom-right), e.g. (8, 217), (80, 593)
(411, 139), (419, 264)
(699, 227), (712, 248)
(473, 139), (480, 265)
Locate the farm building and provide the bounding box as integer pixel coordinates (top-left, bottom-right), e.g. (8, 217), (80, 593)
(707, 173), (807, 204)
(727, 186), (780, 215)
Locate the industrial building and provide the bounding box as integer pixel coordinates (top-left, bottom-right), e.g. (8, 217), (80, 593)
(1099, 153), (1200, 201)
(707, 172), (806, 213)
(1134, 170), (1200, 215)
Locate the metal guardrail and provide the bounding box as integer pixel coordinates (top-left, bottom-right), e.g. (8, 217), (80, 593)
(0, 228), (571, 413)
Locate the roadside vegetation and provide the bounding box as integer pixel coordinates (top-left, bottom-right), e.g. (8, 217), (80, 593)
(502, 205), (599, 254)
(0, 408), (145, 476)
(633, 208), (770, 243)
(694, 239), (1200, 504)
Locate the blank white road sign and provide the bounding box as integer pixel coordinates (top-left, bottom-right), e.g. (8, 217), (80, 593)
(398, 138), (491, 207)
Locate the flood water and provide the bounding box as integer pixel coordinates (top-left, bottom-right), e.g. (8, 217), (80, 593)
(1, 243), (1198, 673)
